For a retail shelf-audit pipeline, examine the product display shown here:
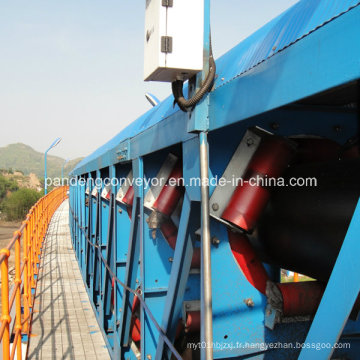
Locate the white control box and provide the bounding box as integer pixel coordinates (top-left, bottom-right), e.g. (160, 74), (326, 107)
(144, 0), (204, 82)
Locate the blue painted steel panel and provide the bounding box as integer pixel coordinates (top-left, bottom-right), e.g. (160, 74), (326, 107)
(209, 5), (360, 131)
(214, 0), (360, 89)
(71, 0), (360, 177)
(299, 200), (360, 359)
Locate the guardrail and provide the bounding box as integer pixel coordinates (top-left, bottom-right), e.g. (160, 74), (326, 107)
(0, 186), (68, 360)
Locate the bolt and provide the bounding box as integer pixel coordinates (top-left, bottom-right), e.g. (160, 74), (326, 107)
(147, 355), (152, 360)
(118, 208), (122, 214)
(212, 203), (219, 212)
(185, 304), (191, 310)
(211, 236), (220, 246)
(270, 122), (279, 130)
(334, 125), (342, 132)
(168, 257), (173, 262)
(244, 298), (254, 307)
(246, 137), (254, 146)
(221, 77), (225, 81)
(136, 279), (139, 284)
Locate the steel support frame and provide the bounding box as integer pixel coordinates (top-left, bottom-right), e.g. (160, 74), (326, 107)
(299, 199), (360, 359)
(120, 158), (143, 352)
(155, 192), (194, 360)
(68, 5), (360, 360)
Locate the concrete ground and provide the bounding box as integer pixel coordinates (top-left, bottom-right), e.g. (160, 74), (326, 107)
(27, 201), (110, 360)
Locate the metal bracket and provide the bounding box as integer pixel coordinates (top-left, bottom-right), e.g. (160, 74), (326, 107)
(116, 170), (133, 204)
(161, 36), (173, 54)
(182, 300), (200, 323)
(101, 184), (111, 201)
(91, 187), (98, 198)
(144, 153), (178, 210)
(116, 139), (131, 163)
(265, 304), (280, 330)
(162, 0), (173, 7)
(209, 128), (264, 226)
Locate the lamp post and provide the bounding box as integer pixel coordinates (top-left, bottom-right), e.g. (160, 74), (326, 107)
(61, 158), (70, 186)
(44, 137), (62, 195)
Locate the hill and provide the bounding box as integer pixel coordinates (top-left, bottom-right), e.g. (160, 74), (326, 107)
(0, 143), (83, 180)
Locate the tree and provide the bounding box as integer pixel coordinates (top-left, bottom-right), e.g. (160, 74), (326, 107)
(0, 188), (41, 221)
(0, 175), (19, 200)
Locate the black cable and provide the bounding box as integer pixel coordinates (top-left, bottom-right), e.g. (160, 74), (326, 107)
(172, 37), (216, 112)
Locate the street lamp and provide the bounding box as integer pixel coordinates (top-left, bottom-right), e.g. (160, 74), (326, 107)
(61, 158), (70, 186)
(44, 137), (62, 195)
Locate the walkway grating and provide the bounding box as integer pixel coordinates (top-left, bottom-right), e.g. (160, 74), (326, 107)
(27, 201), (110, 360)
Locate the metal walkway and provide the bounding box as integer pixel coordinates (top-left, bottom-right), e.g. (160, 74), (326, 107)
(27, 201), (110, 360)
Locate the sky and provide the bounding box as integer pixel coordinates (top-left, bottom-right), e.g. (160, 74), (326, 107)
(0, 0), (298, 160)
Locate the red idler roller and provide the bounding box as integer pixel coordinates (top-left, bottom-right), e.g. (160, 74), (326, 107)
(153, 161), (184, 216)
(185, 311), (200, 332)
(277, 281), (325, 317)
(160, 220), (200, 268)
(132, 318), (141, 343)
(123, 186), (134, 206)
(191, 248), (201, 269)
(160, 220), (178, 249)
(342, 143), (360, 159)
(228, 231), (269, 294)
(130, 293), (187, 343)
(130, 295), (141, 342)
(123, 186), (134, 219)
(221, 137), (294, 232)
(293, 138), (340, 164)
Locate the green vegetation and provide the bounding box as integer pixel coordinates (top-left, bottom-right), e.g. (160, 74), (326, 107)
(0, 175), (19, 200)
(0, 142), (80, 221)
(0, 188), (41, 221)
(281, 274), (315, 283)
(0, 143), (83, 179)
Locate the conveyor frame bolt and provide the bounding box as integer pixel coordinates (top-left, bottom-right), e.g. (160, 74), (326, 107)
(246, 137), (254, 146)
(244, 298), (254, 307)
(212, 203), (219, 211)
(211, 236), (220, 246)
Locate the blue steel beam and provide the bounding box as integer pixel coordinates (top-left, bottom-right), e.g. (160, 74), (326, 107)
(80, 179), (86, 276)
(187, 0), (210, 133)
(92, 170), (102, 311)
(85, 173), (93, 287)
(101, 191), (115, 332)
(155, 193), (194, 360)
(299, 200), (360, 359)
(209, 4), (360, 132)
(120, 158), (143, 349)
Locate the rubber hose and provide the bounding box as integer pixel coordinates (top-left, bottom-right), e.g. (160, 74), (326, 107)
(172, 39), (216, 112)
